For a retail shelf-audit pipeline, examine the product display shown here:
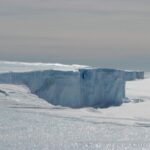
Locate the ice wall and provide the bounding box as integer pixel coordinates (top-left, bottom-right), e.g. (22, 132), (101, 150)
(79, 69), (125, 107)
(124, 71), (144, 81)
(0, 68), (125, 108)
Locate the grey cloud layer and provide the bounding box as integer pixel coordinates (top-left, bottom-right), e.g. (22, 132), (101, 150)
(0, 0), (150, 70)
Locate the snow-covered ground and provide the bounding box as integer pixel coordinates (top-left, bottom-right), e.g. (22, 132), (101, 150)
(0, 70), (150, 149)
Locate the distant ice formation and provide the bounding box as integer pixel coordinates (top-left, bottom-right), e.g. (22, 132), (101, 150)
(0, 61), (144, 108)
(124, 70), (144, 81)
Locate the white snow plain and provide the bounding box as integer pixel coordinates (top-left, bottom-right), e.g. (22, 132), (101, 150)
(0, 63), (149, 150)
(0, 76), (150, 150)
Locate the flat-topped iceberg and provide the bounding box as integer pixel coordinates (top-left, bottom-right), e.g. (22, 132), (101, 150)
(0, 69), (125, 107)
(0, 61), (144, 108)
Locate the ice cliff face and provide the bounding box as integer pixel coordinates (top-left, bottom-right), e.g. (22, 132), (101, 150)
(79, 69), (125, 107)
(0, 68), (125, 108)
(0, 62), (144, 108)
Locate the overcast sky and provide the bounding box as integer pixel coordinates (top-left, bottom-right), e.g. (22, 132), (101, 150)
(0, 0), (150, 70)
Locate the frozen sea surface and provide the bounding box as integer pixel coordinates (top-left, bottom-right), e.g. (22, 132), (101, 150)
(0, 65), (150, 149)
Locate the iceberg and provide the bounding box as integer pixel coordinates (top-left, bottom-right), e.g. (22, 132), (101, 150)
(0, 61), (144, 108)
(124, 70), (144, 81)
